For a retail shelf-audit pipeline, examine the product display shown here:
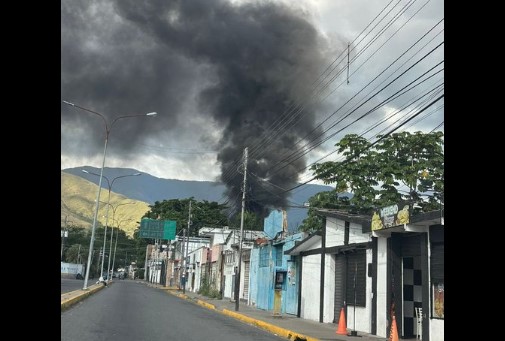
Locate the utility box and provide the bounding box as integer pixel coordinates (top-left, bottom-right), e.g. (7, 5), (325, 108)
(273, 271), (287, 316)
(275, 271), (286, 290)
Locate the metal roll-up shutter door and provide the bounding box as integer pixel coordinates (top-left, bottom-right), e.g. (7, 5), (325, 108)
(243, 261), (250, 299)
(346, 250), (366, 307)
(402, 233), (422, 257)
(334, 254), (346, 323)
(430, 225), (444, 280)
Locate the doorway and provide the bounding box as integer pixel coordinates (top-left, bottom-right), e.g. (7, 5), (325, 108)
(402, 255), (422, 338)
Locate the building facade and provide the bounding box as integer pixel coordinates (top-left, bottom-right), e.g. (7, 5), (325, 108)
(286, 207), (444, 341)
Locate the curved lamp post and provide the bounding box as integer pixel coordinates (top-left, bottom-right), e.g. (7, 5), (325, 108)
(105, 202), (136, 281)
(82, 170), (141, 280)
(63, 100), (156, 290)
(111, 217), (134, 280)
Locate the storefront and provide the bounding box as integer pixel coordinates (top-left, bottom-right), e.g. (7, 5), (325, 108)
(371, 206), (444, 341)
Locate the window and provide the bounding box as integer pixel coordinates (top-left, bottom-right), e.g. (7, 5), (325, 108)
(275, 246), (283, 267)
(225, 250), (235, 264)
(259, 247), (269, 267)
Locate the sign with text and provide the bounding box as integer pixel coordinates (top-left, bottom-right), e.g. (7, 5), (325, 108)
(371, 203), (410, 231)
(139, 218), (176, 240)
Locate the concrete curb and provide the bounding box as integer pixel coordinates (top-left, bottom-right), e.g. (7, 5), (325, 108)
(61, 283), (106, 311)
(221, 309), (316, 341)
(164, 289), (317, 341)
(196, 299), (216, 310)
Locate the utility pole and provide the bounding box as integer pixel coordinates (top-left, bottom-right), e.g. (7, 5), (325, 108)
(97, 247), (102, 278)
(165, 241), (170, 287)
(183, 200), (192, 293)
(181, 229), (186, 293)
(235, 147), (248, 311)
(61, 216), (68, 261)
(144, 244), (149, 281)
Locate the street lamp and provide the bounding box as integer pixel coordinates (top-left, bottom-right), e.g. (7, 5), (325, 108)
(82, 170), (140, 280)
(63, 100), (156, 290)
(104, 201), (136, 281)
(111, 217), (134, 280)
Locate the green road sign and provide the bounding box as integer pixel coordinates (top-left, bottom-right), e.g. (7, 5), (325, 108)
(139, 218), (176, 240)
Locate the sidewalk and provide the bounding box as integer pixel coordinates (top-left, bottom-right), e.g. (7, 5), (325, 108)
(61, 281), (108, 311)
(146, 282), (387, 341)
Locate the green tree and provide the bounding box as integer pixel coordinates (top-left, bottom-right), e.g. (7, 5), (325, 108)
(229, 210), (264, 231)
(64, 244), (86, 264)
(305, 131), (444, 230)
(131, 228), (149, 268)
(298, 191), (351, 232)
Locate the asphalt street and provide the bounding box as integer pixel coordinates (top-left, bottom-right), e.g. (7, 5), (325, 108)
(61, 280), (285, 341)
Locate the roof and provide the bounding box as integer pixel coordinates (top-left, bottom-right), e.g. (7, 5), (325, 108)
(314, 209), (371, 226)
(284, 231), (322, 255)
(316, 208), (444, 233)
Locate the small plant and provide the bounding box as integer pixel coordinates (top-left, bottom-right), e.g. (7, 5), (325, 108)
(198, 276), (222, 299)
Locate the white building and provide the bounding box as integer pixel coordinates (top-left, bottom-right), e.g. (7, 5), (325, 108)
(287, 210), (372, 330)
(287, 207), (444, 341)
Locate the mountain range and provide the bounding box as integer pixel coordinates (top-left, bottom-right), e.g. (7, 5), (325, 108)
(62, 166), (335, 232)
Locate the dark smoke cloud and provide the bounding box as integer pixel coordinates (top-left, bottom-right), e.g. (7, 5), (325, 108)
(61, 0), (339, 218)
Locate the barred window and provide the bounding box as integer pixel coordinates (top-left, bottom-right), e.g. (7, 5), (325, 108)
(225, 250), (235, 264)
(259, 247), (269, 267)
(275, 246), (283, 267)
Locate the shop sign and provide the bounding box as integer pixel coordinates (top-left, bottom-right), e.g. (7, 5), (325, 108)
(371, 203), (410, 230)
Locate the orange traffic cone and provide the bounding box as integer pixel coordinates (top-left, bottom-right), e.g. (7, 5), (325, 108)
(389, 315), (399, 341)
(336, 307), (347, 335)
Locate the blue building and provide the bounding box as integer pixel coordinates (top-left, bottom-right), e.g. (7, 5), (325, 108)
(249, 210), (306, 315)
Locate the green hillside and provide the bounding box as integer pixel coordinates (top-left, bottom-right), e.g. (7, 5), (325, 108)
(61, 172), (151, 237)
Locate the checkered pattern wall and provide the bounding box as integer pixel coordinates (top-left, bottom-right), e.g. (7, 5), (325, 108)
(403, 256), (422, 337)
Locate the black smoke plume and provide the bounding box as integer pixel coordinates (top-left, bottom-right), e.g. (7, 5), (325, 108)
(61, 0), (337, 218)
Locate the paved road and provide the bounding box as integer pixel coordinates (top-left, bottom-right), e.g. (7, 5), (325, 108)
(61, 280), (285, 341)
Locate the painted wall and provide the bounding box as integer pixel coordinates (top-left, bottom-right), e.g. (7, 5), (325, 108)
(249, 247), (259, 307)
(264, 209), (284, 239)
(223, 262), (235, 298)
(323, 253), (335, 323)
(376, 237), (389, 338)
(430, 319), (444, 341)
(282, 234), (304, 315)
(300, 252), (321, 321)
(61, 262), (84, 277)
(251, 233), (305, 313)
(186, 247), (206, 292)
(326, 218), (369, 245)
(256, 244), (274, 310)
(285, 255), (299, 315)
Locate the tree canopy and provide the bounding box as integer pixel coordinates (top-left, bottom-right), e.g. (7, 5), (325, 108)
(62, 224), (149, 276)
(300, 131), (444, 231)
(143, 198), (230, 237)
